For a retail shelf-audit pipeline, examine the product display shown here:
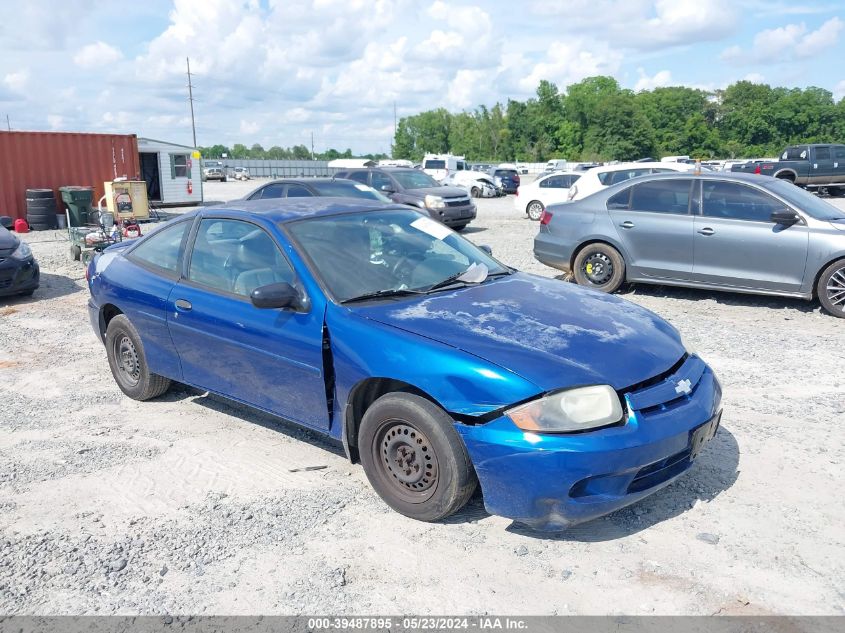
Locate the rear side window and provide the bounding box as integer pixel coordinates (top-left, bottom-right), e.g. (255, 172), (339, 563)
(286, 185), (313, 198)
(629, 179), (693, 214)
(783, 146), (808, 160)
(345, 171), (369, 184)
(495, 170), (517, 177)
(600, 168), (651, 186)
(814, 147), (831, 160)
(835, 147), (845, 159)
(425, 160), (446, 169)
(128, 220), (190, 274)
(702, 181), (782, 222)
(540, 176), (564, 188)
(607, 187), (632, 210)
(252, 183), (284, 200)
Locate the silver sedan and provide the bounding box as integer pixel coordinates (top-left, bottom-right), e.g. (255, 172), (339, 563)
(533, 172), (845, 318)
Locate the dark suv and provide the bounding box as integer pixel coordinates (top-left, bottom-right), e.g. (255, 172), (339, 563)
(334, 167), (476, 230)
(490, 167), (520, 193)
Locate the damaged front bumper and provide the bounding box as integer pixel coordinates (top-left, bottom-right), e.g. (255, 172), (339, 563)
(455, 362), (722, 531)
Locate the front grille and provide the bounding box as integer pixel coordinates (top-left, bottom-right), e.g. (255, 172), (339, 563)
(444, 197), (470, 207)
(0, 279), (12, 289)
(622, 354), (705, 415)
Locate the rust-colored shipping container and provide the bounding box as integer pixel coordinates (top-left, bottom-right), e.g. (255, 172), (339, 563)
(0, 130), (140, 221)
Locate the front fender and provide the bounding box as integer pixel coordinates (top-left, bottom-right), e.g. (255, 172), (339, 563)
(325, 303), (542, 435)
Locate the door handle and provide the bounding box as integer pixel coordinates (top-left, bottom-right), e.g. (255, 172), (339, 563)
(698, 227), (715, 236)
(620, 221), (635, 229)
(174, 299), (192, 311)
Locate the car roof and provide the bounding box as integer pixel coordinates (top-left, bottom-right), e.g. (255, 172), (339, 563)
(203, 197), (401, 224)
(256, 177), (358, 185)
(602, 171), (785, 188)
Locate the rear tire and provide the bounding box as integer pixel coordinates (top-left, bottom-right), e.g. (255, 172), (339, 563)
(105, 315), (172, 400)
(818, 259), (845, 318)
(70, 245), (82, 261)
(572, 243), (625, 293)
(526, 200), (544, 221)
(359, 393), (477, 522)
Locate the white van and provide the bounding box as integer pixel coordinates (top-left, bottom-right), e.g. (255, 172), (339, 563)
(422, 154), (468, 182)
(545, 159), (568, 172)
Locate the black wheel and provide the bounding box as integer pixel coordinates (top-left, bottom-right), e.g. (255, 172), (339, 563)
(26, 212), (54, 223)
(19, 289), (35, 297)
(70, 245), (82, 261)
(572, 243), (625, 293)
(25, 189), (54, 199)
(827, 186), (843, 197)
(453, 223), (468, 232)
(105, 315), (172, 400)
(470, 186), (481, 198)
(526, 200), (544, 221)
(359, 393), (477, 522)
(818, 259), (845, 318)
(0, 216), (11, 229)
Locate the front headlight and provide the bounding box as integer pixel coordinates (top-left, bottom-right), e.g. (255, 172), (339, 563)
(424, 194), (446, 210)
(11, 242), (32, 260)
(506, 385), (624, 433)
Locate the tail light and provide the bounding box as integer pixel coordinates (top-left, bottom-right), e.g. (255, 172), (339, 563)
(540, 210), (553, 225)
(514, 174), (521, 184)
(754, 164), (761, 174)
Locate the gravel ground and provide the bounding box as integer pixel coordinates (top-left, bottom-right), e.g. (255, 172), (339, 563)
(1, 178), (843, 615)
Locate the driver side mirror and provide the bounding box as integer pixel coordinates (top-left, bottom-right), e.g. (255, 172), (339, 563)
(250, 282), (303, 310)
(478, 245), (492, 255)
(771, 209), (800, 225)
(379, 184), (395, 194)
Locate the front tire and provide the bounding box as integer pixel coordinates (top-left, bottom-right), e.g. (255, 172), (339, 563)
(359, 393), (477, 522)
(526, 200), (544, 221)
(818, 259), (845, 318)
(105, 315), (172, 400)
(572, 243), (626, 293)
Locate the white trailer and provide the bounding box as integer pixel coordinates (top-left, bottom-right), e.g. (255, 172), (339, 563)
(137, 137), (203, 206)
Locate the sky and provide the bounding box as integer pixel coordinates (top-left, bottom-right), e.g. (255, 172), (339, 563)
(0, 0), (843, 155)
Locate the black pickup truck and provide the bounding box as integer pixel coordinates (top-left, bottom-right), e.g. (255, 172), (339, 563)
(731, 144), (845, 193)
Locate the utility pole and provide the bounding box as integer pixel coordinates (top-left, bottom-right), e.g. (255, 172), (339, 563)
(186, 57), (197, 148)
(5, 114), (10, 131)
(310, 132), (314, 160)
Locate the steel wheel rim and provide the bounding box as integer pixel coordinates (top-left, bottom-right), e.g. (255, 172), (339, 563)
(528, 202), (543, 219)
(373, 420), (439, 504)
(583, 252), (614, 285)
(115, 336), (141, 387)
(827, 266), (845, 311)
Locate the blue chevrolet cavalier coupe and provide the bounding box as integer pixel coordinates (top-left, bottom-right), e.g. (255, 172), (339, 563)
(87, 198), (721, 531)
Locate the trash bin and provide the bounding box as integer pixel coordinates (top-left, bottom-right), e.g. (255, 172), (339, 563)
(59, 186), (95, 227)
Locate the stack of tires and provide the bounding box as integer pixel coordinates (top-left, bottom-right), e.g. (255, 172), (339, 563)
(26, 189), (58, 231)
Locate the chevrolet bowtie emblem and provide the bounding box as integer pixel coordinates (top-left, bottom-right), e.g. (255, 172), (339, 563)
(675, 378), (692, 395)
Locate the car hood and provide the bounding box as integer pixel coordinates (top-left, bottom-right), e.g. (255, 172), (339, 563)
(354, 273), (685, 392)
(0, 226), (19, 257)
(405, 186), (469, 198)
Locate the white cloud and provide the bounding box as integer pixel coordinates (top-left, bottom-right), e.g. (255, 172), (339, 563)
(240, 120), (260, 135)
(744, 72), (766, 84)
(47, 114), (64, 129)
(521, 40), (623, 92)
(73, 41), (123, 68)
(4, 71), (29, 93)
(634, 69), (673, 91)
(722, 17), (844, 62)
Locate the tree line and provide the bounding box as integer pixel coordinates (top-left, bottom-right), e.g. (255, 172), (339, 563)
(392, 76), (845, 163)
(198, 142), (388, 161)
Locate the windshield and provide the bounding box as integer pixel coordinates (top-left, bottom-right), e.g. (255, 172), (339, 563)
(424, 160), (446, 170)
(391, 170), (441, 189)
(312, 181), (390, 202)
(287, 209), (508, 303)
(762, 179), (844, 220)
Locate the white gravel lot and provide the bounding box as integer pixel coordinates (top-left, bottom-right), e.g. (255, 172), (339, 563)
(1, 178), (843, 616)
